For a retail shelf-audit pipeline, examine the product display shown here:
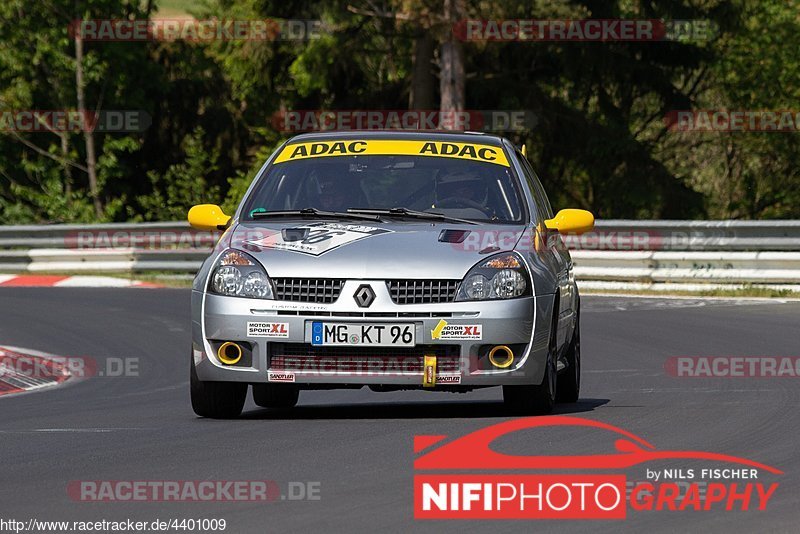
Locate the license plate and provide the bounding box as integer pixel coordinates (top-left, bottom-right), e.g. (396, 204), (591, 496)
(310, 322), (415, 347)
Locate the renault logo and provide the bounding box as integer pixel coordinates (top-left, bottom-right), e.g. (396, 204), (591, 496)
(353, 285), (375, 308)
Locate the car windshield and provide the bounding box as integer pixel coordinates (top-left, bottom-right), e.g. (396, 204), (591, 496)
(241, 148), (526, 224)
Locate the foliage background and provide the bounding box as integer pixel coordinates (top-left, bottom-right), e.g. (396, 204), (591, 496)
(0, 0), (797, 223)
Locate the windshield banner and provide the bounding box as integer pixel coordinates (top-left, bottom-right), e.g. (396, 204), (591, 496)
(273, 139), (511, 167)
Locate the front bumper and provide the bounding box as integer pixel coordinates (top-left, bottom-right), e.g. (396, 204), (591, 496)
(191, 281), (556, 387)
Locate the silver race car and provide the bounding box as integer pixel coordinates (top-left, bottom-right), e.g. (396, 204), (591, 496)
(188, 132), (594, 418)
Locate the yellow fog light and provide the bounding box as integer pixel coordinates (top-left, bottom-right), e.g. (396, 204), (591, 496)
(488, 345), (514, 369)
(217, 342), (242, 365)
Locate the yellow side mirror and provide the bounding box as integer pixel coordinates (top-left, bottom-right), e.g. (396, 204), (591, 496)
(545, 209), (594, 235)
(188, 204), (231, 231)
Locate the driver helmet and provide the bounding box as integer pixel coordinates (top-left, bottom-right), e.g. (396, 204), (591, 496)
(436, 171), (488, 205)
(314, 175), (350, 212)
(312, 165), (365, 211)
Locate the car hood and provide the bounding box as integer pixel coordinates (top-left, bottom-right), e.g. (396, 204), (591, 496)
(229, 220), (527, 279)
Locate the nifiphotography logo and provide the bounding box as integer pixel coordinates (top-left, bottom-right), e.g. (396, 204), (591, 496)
(413, 416), (782, 519)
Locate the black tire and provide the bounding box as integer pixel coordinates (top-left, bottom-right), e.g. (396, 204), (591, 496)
(503, 311), (558, 415)
(190, 357), (247, 419)
(252, 383), (299, 409)
(557, 309), (581, 403)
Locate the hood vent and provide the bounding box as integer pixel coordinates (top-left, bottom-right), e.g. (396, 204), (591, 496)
(282, 228), (310, 242)
(438, 229), (471, 243)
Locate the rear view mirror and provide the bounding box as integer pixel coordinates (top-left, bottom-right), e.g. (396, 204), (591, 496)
(544, 209), (594, 235)
(188, 204), (231, 231)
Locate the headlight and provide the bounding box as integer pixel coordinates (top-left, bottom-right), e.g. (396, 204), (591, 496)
(209, 249), (274, 299)
(455, 252), (530, 301)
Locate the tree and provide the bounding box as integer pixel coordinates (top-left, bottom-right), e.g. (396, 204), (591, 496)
(0, 0), (156, 222)
(1, 0), (796, 222)
(663, 0), (800, 219)
(439, 0), (465, 115)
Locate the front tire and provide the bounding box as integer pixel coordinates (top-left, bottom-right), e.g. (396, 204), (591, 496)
(190, 357), (247, 419)
(252, 384), (299, 408)
(503, 311), (558, 415)
(557, 309), (581, 403)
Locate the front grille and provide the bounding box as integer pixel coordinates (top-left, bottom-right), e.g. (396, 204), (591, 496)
(272, 278), (344, 303)
(269, 343), (461, 374)
(387, 280), (460, 305)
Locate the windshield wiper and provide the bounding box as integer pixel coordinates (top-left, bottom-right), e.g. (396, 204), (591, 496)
(251, 208), (381, 222)
(347, 207), (477, 225)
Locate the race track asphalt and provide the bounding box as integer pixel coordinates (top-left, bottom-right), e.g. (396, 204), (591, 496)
(0, 288), (798, 533)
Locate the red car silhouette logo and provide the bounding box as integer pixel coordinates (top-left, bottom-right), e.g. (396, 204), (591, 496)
(414, 415), (782, 473)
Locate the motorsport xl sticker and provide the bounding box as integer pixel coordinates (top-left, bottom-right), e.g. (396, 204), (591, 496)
(273, 139), (510, 167)
(413, 416), (782, 520)
(247, 322), (289, 338)
(431, 320), (483, 340)
(246, 222), (391, 256)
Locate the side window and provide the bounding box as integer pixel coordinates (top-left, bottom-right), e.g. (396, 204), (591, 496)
(514, 151), (548, 223)
(520, 155), (554, 219)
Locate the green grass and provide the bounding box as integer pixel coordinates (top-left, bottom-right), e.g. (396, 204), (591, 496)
(0, 271), (195, 288)
(582, 287), (800, 299)
(4, 270), (798, 296)
(122, 273), (195, 288)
